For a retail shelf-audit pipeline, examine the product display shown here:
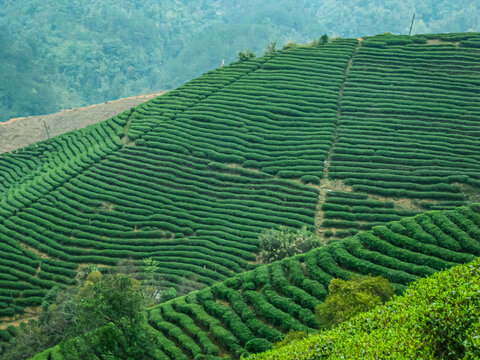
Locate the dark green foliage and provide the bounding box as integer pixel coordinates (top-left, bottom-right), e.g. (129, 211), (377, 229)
(273, 330), (308, 348)
(319, 34), (329, 45)
(60, 274), (157, 360)
(245, 338), (272, 354)
(300, 175), (320, 185)
(315, 275), (394, 329)
(264, 42), (277, 55)
(238, 50), (256, 61)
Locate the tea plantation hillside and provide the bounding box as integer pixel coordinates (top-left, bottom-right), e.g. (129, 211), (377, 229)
(323, 32), (480, 237)
(0, 33), (479, 322)
(247, 256), (480, 360)
(29, 204), (480, 359)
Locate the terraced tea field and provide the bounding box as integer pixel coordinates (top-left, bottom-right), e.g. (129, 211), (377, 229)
(0, 32), (479, 322)
(325, 33), (480, 236)
(30, 204), (480, 359)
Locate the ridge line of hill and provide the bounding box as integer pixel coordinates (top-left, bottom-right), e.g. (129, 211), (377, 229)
(122, 53), (283, 144)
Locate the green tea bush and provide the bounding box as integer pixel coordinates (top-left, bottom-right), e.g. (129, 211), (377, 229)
(246, 257), (480, 360)
(245, 338), (272, 354)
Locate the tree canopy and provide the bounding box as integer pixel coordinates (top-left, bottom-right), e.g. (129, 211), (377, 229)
(1, 0), (479, 120)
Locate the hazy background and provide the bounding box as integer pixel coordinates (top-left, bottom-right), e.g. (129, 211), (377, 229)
(1, 0), (479, 121)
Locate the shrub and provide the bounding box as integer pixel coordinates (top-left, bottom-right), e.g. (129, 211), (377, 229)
(243, 160), (261, 169)
(264, 41), (277, 55)
(319, 34), (329, 45)
(282, 42), (298, 50)
(300, 175), (320, 185)
(245, 338), (272, 354)
(256, 227), (323, 264)
(274, 330), (308, 348)
(324, 230), (334, 238)
(315, 275), (394, 329)
(238, 49), (256, 61)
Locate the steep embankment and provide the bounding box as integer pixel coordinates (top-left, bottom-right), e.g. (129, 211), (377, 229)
(0, 92), (166, 154)
(0, 32), (479, 325)
(28, 204), (480, 359)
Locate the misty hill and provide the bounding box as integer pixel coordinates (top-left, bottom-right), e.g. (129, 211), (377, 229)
(1, 1), (479, 120)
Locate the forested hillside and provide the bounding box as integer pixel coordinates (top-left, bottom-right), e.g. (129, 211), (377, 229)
(1, 0), (479, 120)
(0, 33), (479, 327)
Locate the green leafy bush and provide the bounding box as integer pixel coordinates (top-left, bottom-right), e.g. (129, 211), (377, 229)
(315, 275), (394, 329)
(238, 49), (256, 61)
(256, 227), (322, 264)
(245, 338), (272, 354)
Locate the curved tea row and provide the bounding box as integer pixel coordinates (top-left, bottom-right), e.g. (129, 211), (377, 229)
(31, 204), (480, 359)
(0, 40), (357, 317)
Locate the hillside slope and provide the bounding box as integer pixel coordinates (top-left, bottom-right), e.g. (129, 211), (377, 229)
(28, 204), (480, 359)
(0, 92), (166, 154)
(248, 256), (480, 360)
(0, 33), (479, 322)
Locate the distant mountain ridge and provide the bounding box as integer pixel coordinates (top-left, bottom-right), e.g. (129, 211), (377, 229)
(1, 0), (479, 120)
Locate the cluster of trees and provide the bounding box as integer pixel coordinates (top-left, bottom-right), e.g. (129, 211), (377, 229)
(0, 258), (180, 360)
(1, 0), (479, 120)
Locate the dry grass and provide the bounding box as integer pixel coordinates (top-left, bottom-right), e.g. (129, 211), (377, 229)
(0, 307), (41, 329)
(18, 243), (50, 259)
(426, 39), (460, 47)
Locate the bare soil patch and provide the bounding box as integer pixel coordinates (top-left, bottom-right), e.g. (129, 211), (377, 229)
(426, 39), (460, 47)
(0, 91), (167, 154)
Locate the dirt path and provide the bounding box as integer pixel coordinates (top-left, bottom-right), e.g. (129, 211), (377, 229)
(314, 39), (362, 237)
(0, 91), (167, 154)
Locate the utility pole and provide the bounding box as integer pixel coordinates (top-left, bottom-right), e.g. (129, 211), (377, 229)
(409, 13), (416, 36)
(42, 120), (50, 140)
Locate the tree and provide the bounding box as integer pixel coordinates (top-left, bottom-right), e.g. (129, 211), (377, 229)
(238, 49), (256, 61)
(142, 257), (161, 306)
(282, 42), (298, 50)
(315, 275), (394, 329)
(256, 226), (323, 264)
(61, 273), (158, 359)
(264, 41), (277, 55)
(320, 34), (329, 44)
